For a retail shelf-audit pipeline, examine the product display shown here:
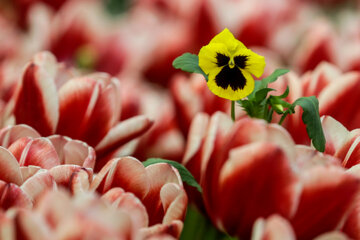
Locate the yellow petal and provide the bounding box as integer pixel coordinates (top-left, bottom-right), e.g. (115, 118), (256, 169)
(209, 28), (246, 53)
(234, 48), (266, 78)
(198, 43), (229, 75)
(206, 68), (254, 101)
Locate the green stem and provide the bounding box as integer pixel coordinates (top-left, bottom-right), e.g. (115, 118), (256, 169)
(231, 101), (235, 121)
(278, 111), (289, 125)
(266, 108), (274, 123)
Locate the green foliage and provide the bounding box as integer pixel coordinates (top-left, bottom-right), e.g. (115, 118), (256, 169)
(292, 97), (325, 152)
(181, 205), (238, 240)
(258, 69), (290, 89)
(143, 158), (202, 193)
(172, 53), (208, 81)
(104, 0), (131, 15)
(247, 69), (289, 101)
(238, 69), (325, 152)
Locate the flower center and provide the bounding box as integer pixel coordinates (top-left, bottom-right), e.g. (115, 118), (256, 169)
(216, 53), (248, 69)
(229, 58), (235, 68)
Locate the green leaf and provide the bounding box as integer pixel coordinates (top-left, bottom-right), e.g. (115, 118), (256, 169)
(238, 99), (268, 120)
(278, 86), (290, 99)
(259, 69), (290, 88)
(143, 158), (202, 193)
(292, 96), (325, 152)
(255, 88), (275, 103)
(104, 0), (131, 15)
(247, 80), (261, 101)
(269, 96), (293, 109)
(181, 205), (238, 240)
(247, 69), (289, 101)
(172, 53), (208, 81)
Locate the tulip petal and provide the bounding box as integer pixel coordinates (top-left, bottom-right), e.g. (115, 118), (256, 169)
(49, 165), (92, 194)
(303, 62), (342, 96)
(7, 137), (32, 162)
(266, 124), (296, 161)
(203, 117), (296, 221)
(143, 163), (182, 225)
(321, 115), (351, 156)
(0, 147), (22, 185)
(52, 191), (133, 239)
(321, 116), (360, 168)
(48, 135), (96, 168)
(36, 190), (73, 229)
(14, 209), (52, 240)
(20, 166), (42, 182)
(78, 75), (121, 146)
(182, 113), (209, 168)
(69, 168), (93, 195)
(181, 112), (210, 209)
(102, 188), (149, 229)
(0, 125), (40, 148)
(0, 181), (32, 210)
(295, 145), (341, 170)
(0, 211), (15, 239)
(13, 52), (59, 136)
(56, 77), (101, 145)
(91, 157), (150, 200)
(251, 215), (296, 240)
(342, 136), (360, 168)
(291, 166), (360, 240)
(341, 165), (360, 239)
(217, 142), (300, 238)
(319, 73), (360, 131)
(222, 119), (295, 160)
(200, 111), (233, 181)
(343, 201), (360, 240)
(293, 21), (335, 72)
(170, 75), (204, 135)
(57, 75), (121, 147)
(140, 220), (183, 239)
(95, 115), (154, 157)
(8, 137), (60, 169)
(160, 183), (188, 224)
(21, 170), (56, 202)
(313, 231), (350, 240)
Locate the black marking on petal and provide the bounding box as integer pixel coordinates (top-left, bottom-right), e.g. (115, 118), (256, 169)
(234, 55), (248, 69)
(216, 53), (230, 67)
(215, 66), (247, 91)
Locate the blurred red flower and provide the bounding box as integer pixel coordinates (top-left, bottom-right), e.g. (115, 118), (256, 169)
(11, 52), (153, 169)
(182, 112), (360, 239)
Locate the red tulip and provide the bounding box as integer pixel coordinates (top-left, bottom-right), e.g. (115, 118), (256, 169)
(170, 74), (229, 135)
(321, 115), (360, 168)
(251, 215), (296, 240)
(292, 20), (336, 73)
(12, 52), (153, 167)
(1, 188), (180, 240)
(0, 124), (96, 209)
(342, 165), (360, 239)
(4, 190), (136, 239)
(252, 214), (351, 240)
(118, 79), (185, 162)
(0, 124), (187, 238)
(290, 166), (359, 240)
(183, 112), (300, 238)
(183, 112), (360, 239)
(91, 156), (188, 238)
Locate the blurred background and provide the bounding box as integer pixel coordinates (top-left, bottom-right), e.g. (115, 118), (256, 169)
(1, 0), (359, 79)
(0, 0), (359, 162)
(1, 1), (360, 239)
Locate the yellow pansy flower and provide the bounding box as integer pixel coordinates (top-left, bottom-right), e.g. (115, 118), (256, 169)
(198, 28), (266, 100)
